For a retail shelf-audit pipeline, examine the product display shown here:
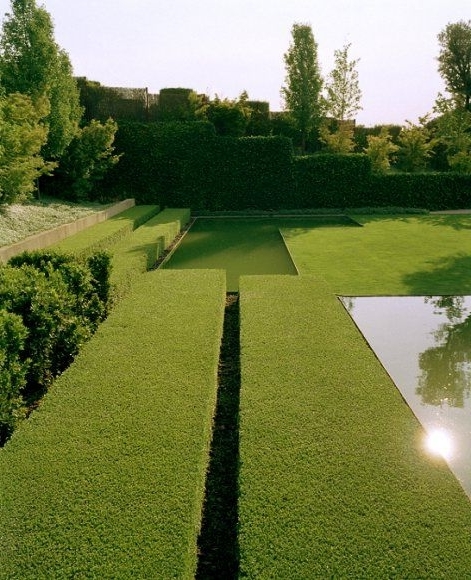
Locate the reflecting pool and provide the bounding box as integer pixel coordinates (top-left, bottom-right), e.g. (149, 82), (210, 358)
(340, 295), (471, 498)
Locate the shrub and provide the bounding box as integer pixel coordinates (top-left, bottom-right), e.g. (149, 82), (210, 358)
(0, 310), (28, 445)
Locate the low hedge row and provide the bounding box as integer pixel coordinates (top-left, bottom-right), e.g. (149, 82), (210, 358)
(52, 204), (161, 256)
(238, 275), (471, 577)
(0, 250), (111, 444)
(109, 207), (191, 302)
(0, 269), (226, 578)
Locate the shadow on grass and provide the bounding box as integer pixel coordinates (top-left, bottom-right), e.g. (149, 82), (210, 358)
(403, 253), (471, 294)
(196, 293), (240, 579)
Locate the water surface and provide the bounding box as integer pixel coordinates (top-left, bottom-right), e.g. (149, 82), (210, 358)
(341, 295), (471, 498)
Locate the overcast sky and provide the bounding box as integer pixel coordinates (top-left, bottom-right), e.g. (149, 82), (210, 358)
(0, 0), (469, 126)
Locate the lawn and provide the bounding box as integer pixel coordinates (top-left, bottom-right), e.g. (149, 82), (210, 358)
(238, 275), (471, 577)
(282, 213), (471, 295)
(164, 216), (355, 291)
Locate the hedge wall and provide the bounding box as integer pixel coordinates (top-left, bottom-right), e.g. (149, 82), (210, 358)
(294, 154), (371, 208)
(103, 121), (471, 211)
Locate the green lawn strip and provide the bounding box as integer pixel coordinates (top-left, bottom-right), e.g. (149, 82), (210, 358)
(110, 208), (191, 301)
(0, 269), (226, 579)
(238, 275), (471, 578)
(282, 213), (471, 295)
(51, 204), (160, 256)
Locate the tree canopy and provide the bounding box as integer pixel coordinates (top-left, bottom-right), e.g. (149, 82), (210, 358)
(437, 20), (471, 111)
(0, 0), (82, 159)
(324, 43), (362, 121)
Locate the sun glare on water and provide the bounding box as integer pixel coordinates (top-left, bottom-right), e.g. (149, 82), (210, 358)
(425, 428), (454, 460)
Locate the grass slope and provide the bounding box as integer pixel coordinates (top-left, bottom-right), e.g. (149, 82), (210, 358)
(238, 275), (471, 578)
(282, 213), (471, 295)
(109, 208), (191, 301)
(0, 269), (226, 579)
(51, 205), (160, 255)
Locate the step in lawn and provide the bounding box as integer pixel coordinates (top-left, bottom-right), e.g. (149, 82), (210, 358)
(51, 204), (160, 256)
(0, 269), (226, 579)
(238, 275), (471, 578)
(109, 208), (191, 302)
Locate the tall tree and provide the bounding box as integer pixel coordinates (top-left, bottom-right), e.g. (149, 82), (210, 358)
(0, 91), (53, 203)
(324, 43), (362, 121)
(437, 20), (471, 111)
(0, 0), (82, 159)
(281, 23), (323, 152)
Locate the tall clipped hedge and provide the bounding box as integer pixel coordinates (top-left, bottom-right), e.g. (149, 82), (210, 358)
(103, 121), (215, 203)
(294, 153), (371, 208)
(179, 136), (295, 210)
(102, 121), (471, 210)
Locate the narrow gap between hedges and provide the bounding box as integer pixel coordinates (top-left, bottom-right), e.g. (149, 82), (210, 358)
(196, 293), (240, 579)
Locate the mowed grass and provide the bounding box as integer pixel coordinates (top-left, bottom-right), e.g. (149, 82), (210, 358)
(164, 216), (353, 291)
(0, 269), (226, 579)
(238, 275), (471, 578)
(282, 213), (471, 295)
(51, 204), (160, 255)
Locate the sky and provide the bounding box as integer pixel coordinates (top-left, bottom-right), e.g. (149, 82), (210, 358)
(0, 0), (469, 126)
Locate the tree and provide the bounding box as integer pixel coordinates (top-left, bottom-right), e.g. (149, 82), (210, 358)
(196, 92), (251, 137)
(54, 118), (121, 201)
(396, 116), (436, 172)
(0, 92), (53, 203)
(324, 43), (362, 121)
(437, 20), (471, 111)
(0, 0), (82, 159)
(319, 120), (355, 154)
(433, 93), (471, 173)
(281, 23), (323, 152)
(364, 127), (398, 173)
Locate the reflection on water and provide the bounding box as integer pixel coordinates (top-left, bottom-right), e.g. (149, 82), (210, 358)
(341, 295), (471, 498)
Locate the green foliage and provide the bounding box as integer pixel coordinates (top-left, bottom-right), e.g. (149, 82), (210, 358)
(396, 117), (436, 172)
(282, 23), (324, 152)
(157, 87), (201, 121)
(437, 20), (471, 111)
(0, 92), (53, 204)
(0, 310), (27, 445)
(364, 126), (399, 173)
(0, 250), (111, 409)
(246, 100), (271, 136)
(0, 269), (226, 578)
(0, 0), (82, 160)
(324, 42), (362, 120)
(196, 92), (251, 137)
(319, 119), (356, 154)
(53, 118), (121, 201)
(433, 97), (471, 173)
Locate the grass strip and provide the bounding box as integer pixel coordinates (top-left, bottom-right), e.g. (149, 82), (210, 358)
(282, 213), (471, 295)
(109, 208), (191, 302)
(0, 269), (226, 579)
(238, 275), (471, 578)
(51, 204), (160, 256)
